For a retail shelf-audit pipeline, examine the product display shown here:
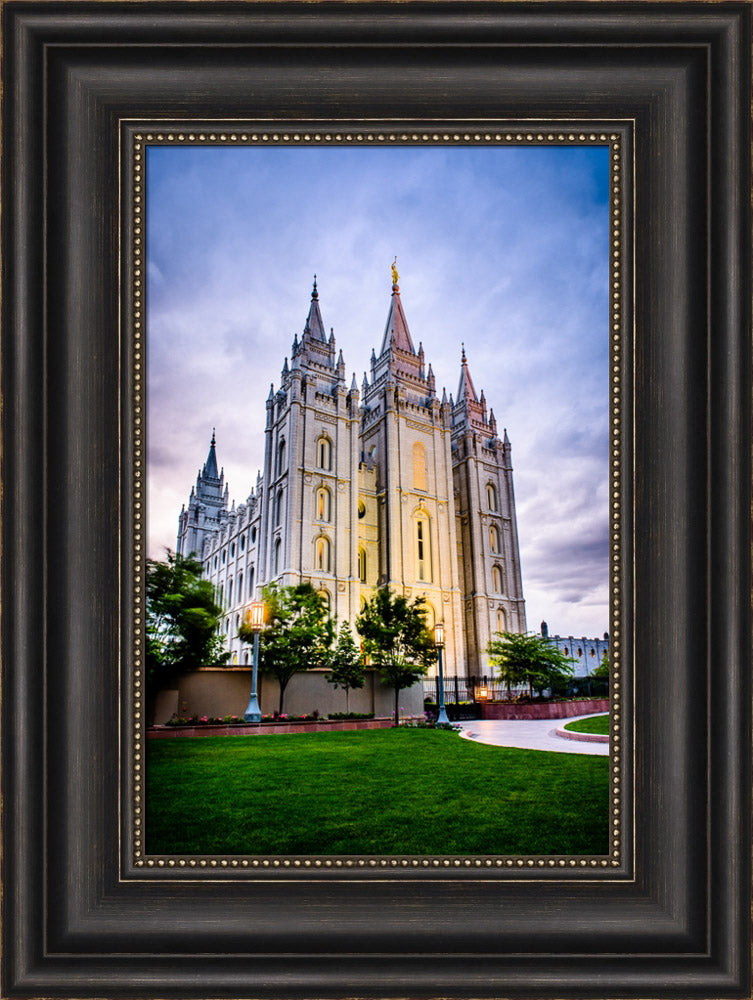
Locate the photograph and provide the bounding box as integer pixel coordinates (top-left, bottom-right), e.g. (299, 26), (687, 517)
(145, 140), (614, 857)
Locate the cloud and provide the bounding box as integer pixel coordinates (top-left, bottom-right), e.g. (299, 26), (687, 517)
(147, 144), (611, 636)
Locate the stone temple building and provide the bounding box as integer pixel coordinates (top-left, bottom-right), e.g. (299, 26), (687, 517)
(176, 272), (526, 680)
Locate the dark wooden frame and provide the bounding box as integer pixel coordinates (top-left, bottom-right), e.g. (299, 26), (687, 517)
(3, 3), (751, 997)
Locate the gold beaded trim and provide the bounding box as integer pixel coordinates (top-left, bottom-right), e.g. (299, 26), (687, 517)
(128, 122), (630, 878)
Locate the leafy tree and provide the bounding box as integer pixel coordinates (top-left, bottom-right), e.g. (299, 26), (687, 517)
(592, 649), (609, 679)
(356, 588), (437, 725)
(326, 622), (366, 713)
(146, 549), (228, 694)
(487, 632), (575, 701)
(240, 582), (334, 715)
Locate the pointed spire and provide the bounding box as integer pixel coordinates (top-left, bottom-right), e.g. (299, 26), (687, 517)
(203, 429), (219, 479)
(350, 372), (358, 392)
(441, 386), (448, 405)
(503, 427), (510, 446)
(282, 357), (289, 376)
(457, 345), (479, 403)
(267, 382), (274, 401)
(379, 271), (415, 355)
(292, 332), (299, 355)
(304, 276), (327, 342)
(362, 371), (369, 392)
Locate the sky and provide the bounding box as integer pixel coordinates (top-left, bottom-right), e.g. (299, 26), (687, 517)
(147, 143), (610, 638)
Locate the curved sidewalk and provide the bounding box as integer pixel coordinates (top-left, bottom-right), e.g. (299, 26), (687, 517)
(458, 714), (609, 756)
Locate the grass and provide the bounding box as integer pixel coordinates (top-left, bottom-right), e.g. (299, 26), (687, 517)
(146, 728), (609, 856)
(563, 713), (610, 735)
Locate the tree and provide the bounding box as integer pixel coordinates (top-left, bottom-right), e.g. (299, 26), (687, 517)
(487, 632), (575, 701)
(592, 649), (609, 679)
(146, 550), (228, 695)
(326, 622), (366, 713)
(356, 588), (437, 726)
(240, 582), (334, 715)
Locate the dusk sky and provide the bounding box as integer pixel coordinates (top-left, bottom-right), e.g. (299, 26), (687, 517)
(147, 143), (610, 638)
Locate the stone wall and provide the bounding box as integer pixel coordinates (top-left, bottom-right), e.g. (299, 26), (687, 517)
(480, 698), (609, 721)
(151, 666), (425, 725)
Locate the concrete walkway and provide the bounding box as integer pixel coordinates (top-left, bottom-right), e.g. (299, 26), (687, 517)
(458, 714), (609, 756)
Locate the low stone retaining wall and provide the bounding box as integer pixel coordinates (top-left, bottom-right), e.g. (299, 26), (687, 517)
(556, 726), (610, 744)
(480, 699), (609, 721)
(148, 718), (394, 739)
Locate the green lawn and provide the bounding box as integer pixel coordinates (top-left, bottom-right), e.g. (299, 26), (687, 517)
(146, 728), (609, 856)
(563, 713), (610, 735)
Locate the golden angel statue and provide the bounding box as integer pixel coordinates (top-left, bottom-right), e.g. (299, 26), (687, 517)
(391, 257), (399, 285)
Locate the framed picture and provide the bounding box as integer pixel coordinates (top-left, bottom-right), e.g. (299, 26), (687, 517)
(3, 4), (750, 998)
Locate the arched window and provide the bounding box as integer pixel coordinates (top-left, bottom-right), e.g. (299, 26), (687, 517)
(238, 572), (243, 600)
(492, 564), (504, 593)
(412, 441), (427, 491)
(315, 536), (330, 572)
(248, 565), (255, 600)
(274, 539), (282, 575)
(415, 515), (432, 583)
(227, 578), (233, 606)
(250, 526), (257, 544)
(319, 589), (331, 613)
(243, 650), (249, 664)
(423, 602), (436, 630)
(218, 584), (224, 605)
(487, 483), (498, 512)
(490, 525), (500, 553)
(317, 436), (332, 471)
(358, 547), (366, 583)
(275, 488), (284, 527)
(240, 534), (245, 552)
(277, 438), (286, 476)
(230, 542), (235, 557)
(316, 487), (331, 522)
(496, 608), (507, 635)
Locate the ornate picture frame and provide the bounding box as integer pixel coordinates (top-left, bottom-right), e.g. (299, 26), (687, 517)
(3, 4), (750, 998)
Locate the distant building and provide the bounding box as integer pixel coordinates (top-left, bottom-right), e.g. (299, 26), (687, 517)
(176, 272), (527, 675)
(539, 620), (609, 678)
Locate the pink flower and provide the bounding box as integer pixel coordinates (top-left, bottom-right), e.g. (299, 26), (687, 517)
(200, 715), (208, 723)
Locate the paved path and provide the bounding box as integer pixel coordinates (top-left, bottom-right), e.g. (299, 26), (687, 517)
(457, 714), (609, 756)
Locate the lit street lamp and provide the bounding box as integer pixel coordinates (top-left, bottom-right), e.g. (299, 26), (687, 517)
(434, 622), (449, 726)
(243, 601), (265, 722)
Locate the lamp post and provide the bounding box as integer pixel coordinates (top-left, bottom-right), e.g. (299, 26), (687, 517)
(434, 622), (449, 726)
(243, 601), (265, 722)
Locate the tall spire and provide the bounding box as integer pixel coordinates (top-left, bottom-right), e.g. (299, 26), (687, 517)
(304, 275), (327, 342)
(203, 428), (219, 479)
(379, 262), (415, 355)
(457, 344), (479, 403)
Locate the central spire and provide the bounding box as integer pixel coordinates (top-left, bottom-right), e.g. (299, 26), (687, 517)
(203, 428), (219, 479)
(379, 263), (415, 355)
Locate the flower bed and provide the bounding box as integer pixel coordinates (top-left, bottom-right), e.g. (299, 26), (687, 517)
(480, 698), (609, 721)
(148, 717), (394, 739)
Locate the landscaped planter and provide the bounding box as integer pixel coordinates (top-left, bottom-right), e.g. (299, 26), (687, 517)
(148, 717), (395, 739)
(480, 698), (609, 721)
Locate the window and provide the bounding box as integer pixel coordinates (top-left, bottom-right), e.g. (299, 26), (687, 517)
(315, 536), (330, 572)
(213, 557), (218, 569)
(316, 487), (331, 522)
(412, 441), (427, 491)
(275, 488), (284, 527)
(274, 539), (282, 574)
(358, 500), (366, 519)
(227, 578), (233, 606)
(490, 525), (500, 553)
(492, 565), (504, 593)
(243, 650), (249, 664)
(219, 585), (224, 605)
(277, 438), (286, 476)
(319, 589), (331, 613)
(358, 547), (366, 583)
(590, 648), (596, 657)
(240, 534), (245, 552)
(238, 572), (243, 599)
(423, 602), (436, 630)
(248, 566), (255, 600)
(487, 483), (498, 512)
(250, 526), (257, 544)
(577, 648), (582, 657)
(496, 608), (507, 634)
(221, 549), (226, 563)
(415, 516), (431, 582)
(317, 436), (332, 471)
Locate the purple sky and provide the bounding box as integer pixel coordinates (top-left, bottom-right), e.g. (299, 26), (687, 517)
(147, 144), (610, 638)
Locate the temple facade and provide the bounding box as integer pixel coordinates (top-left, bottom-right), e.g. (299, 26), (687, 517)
(176, 273), (527, 677)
